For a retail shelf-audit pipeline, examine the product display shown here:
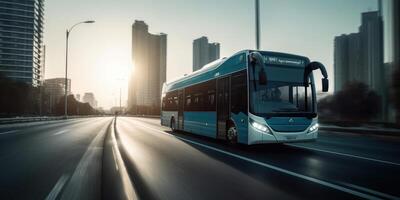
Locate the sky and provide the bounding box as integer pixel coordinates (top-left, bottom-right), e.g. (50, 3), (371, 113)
(44, 0), (378, 109)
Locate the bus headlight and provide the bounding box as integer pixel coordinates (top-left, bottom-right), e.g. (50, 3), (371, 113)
(309, 123), (319, 132)
(251, 121), (270, 133)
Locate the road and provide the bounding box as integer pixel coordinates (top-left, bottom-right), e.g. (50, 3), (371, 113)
(0, 117), (399, 199)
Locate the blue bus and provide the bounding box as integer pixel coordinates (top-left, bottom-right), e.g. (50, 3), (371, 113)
(161, 50), (328, 145)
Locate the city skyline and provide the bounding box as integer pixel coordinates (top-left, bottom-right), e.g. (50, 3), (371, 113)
(334, 9), (388, 121)
(44, 0), (378, 109)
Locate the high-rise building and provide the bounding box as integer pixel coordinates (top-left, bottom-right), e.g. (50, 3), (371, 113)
(334, 9), (386, 120)
(43, 78), (71, 113)
(359, 11), (384, 95)
(334, 32), (364, 92)
(128, 20), (167, 114)
(394, 0), (399, 65)
(333, 34), (349, 92)
(209, 42), (220, 64)
(334, 11), (384, 93)
(83, 92), (97, 108)
(192, 36), (220, 72)
(0, 0), (45, 86)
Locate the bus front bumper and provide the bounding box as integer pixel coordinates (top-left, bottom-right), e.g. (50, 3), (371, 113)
(248, 125), (318, 145)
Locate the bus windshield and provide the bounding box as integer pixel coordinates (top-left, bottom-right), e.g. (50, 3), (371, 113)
(249, 59), (315, 117)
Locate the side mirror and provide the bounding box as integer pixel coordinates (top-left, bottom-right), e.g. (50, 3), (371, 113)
(259, 68), (267, 85)
(322, 78), (329, 92)
(250, 52), (268, 87)
(305, 61), (329, 92)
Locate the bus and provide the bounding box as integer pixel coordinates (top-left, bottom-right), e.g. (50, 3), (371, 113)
(161, 50), (329, 145)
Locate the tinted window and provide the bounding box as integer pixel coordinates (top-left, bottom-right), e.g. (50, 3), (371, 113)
(231, 70), (248, 114)
(184, 80), (216, 111)
(162, 90), (178, 111)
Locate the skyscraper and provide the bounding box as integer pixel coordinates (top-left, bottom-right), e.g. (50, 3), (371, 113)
(192, 36), (220, 71)
(334, 11), (384, 93)
(394, 0), (399, 65)
(333, 34), (349, 92)
(333, 9), (385, 120)
(0, 0), (45, 86)
(128, 20), (167, 114)
(359, 11), (384, 94)
(334, 32), (365, 92)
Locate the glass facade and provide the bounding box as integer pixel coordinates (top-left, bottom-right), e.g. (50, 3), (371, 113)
(0, 0), (44, 86)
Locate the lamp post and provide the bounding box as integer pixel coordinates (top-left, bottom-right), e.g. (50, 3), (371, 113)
(64, 20), (95, 119)
(255, 0), (260, 50)
(116, 78), (125, 115)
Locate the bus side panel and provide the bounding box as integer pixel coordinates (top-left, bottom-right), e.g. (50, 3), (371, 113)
(231, 112), (249, 144)
(183, 111), (216, 138)
(161, 111), (178, 128)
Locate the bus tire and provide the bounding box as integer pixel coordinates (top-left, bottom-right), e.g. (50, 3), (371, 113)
(170, 117), (177, 132)
(226, 124), (238, 145)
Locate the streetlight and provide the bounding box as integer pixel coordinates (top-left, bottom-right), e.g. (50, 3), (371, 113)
(64, 20), (95, 119)
(116, 78), (125, 115)
(255, 0), (260, 50)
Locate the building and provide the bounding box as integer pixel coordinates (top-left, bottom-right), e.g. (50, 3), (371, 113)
(394, 0), (399, 65)
(333, 34), (349, 92)
(192, 36), (220, 71)
(128, 20), (167, 114)
(334, 9), (386, 120)
(359, 11), (384, 96)
(333, 32), (364, 92)
(334, 11), (383, 93)
(43, 78), (71, 113)
(83, 92), (97, 108)
(0, 0), (45, 86)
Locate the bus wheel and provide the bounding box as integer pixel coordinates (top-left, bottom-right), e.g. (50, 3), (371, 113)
(170, 117), (177, 132)
(226, 125), (238, 144)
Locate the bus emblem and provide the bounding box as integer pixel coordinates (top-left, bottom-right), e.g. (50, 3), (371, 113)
(288, 118), (295, 124)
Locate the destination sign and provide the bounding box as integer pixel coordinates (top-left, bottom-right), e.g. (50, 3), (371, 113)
(264, 56), (305, 67)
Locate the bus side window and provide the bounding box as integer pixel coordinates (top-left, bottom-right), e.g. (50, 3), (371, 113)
(164, 91), (178, 111)
(208, 91), (215, 107)
(186, 95), (191, 110)
(231, 70), (248, 114)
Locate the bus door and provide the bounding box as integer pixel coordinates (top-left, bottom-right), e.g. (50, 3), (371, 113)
(178, 89), (184, 130)
(217, 76), (230, 139)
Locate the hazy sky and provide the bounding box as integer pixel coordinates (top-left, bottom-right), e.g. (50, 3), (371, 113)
(44, 0), (378, 109)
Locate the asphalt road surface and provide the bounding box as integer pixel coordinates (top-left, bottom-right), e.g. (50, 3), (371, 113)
(0, 116), (399, 200)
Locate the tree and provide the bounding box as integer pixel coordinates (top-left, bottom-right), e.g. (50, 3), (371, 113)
(318, 81), (381, 122)
(54, 95), (97, 115)
(0, 73), (41, 116)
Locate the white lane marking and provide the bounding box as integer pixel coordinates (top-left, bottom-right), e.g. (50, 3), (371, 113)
(111, 145), (119, 171)
(0, 130), (19, 135)
(112, 119), (137, 200)
(129, 120), (388, 200)
(288, 144), (400, 167)
(60, 124), (108, 199)
(338, 182), (400, 200)
(45, 174), (70, 200)
(52, 129), (69, 136)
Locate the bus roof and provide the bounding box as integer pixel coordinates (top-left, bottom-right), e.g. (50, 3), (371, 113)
(163, 50), (310, 93)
